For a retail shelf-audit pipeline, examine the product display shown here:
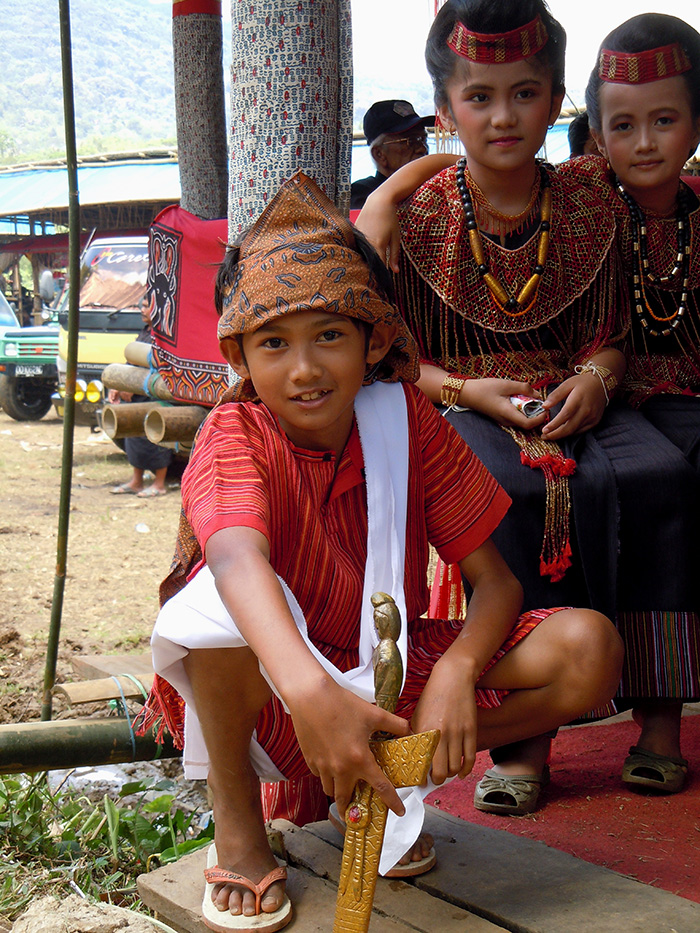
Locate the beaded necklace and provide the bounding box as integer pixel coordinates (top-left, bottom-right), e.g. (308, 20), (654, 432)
(467, 166), (542, 236)
(615, 178), (690, 337)
(457, 158), (552, 317)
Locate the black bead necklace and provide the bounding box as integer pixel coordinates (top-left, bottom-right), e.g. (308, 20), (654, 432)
(615, 178), (690, 337)
(456, 157), (552, 317)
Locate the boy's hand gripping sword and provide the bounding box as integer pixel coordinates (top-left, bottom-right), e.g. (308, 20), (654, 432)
(333, 593), (440, 933)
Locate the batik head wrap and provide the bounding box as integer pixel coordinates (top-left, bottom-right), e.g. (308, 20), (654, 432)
(598, 43), (691, 85)
(217, 171), (418, 399)
(447, 14), (549, 64)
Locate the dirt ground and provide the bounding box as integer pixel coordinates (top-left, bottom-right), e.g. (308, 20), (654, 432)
(0, 407), (184, 725)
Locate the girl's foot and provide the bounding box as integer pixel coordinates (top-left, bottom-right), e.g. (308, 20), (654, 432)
(473, 734), (552, 815)
(623, 702), (687, 793)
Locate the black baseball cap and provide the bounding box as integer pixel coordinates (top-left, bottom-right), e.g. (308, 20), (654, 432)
(363, 100), (436, 146)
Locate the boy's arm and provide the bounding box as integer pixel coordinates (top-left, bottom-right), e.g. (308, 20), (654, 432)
(357, 153), (458, 272)
(205, 525), (410, 816)
(411, 538), (523, 785)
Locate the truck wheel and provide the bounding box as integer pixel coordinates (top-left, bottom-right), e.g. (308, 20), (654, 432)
(0, 375), (53, 421)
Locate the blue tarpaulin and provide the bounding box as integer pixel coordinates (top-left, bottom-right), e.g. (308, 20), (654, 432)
(0, 159), (181, 223)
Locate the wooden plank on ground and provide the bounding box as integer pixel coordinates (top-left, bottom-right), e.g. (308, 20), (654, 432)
(71, 653), (153, 681)
(53, 674), (153, 706)
(137, 820), (506, 933)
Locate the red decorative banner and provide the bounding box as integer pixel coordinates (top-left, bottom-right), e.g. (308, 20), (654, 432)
(172, 0), (222, 17)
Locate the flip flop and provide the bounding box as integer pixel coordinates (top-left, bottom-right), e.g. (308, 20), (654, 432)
(473, 765), (550, 816)
(328, 802), (436, 878)
(136, 486), (167, 498)
(202, 843), (292, 932)
(110, 483), (140, 495)
(622, 745), (688, 794)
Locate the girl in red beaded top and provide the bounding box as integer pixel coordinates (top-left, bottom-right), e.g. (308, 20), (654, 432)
(357, 0), (700, 813)
(580, 14), (700, 434)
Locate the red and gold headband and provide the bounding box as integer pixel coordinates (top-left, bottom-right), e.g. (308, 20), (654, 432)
(447, 14), (548, 64)
(598, 43), (691, 84)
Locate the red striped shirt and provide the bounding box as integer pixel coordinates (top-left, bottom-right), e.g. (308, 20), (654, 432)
(183, 383), (510, 670)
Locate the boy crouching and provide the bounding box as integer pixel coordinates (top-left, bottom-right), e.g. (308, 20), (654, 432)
(145, 172), (623, 932)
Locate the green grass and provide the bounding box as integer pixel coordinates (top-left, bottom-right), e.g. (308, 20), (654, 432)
(0, 772), (214, 925)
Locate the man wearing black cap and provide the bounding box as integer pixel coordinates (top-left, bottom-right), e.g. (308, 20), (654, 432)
(350, 99), (435, 209)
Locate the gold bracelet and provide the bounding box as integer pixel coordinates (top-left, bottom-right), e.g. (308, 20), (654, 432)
(440, 374), (469, 412)
(574, 362), (618, 405)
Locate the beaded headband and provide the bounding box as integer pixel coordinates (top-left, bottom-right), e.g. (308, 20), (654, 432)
(598, 43), (691, 84)
(447, 14), (548, 64)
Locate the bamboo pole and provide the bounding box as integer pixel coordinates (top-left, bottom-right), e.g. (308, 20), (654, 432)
(144, 405), (208, 444)
(102, 363), (174, 401)
(0, 720), (180, 775)
(43, 0), (80, 721)
(102, 402), (166, 439)
(124, 341), (153, 369)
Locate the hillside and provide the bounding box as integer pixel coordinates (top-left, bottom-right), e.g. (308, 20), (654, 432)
(0, 1), (434, 167)
(0, 0), (185, 163)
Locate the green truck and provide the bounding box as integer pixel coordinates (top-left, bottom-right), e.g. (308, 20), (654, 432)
(0, 292), (59, 421)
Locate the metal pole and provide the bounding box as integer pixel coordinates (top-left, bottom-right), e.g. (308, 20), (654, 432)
(42, 0), (81, 720)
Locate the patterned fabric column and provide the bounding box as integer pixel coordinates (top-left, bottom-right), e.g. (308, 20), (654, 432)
(172, 0), (229, 219)
(228, 0), (353, 235)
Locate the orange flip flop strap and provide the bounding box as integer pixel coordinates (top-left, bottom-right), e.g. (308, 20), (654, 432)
(204, 865), (288, 914)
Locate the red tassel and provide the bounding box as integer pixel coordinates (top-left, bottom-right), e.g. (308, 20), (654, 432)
(539, 540), (573, 582)
(135, 673), (186, 749)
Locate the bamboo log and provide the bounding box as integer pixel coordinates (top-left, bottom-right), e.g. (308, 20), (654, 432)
(53, 674), (154, 707)
(124, 341), (152, 369)
(102, 402), (166, 438)
(144, 405), (208, 444)
(102, 363), (173, 401)
(0, 719), (180, 774)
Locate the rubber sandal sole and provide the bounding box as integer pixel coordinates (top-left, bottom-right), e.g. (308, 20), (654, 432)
(201, 843), (292, 933)
(328, 802), (436, 877)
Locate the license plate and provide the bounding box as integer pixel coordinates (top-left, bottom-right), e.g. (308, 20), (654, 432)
(15, 365), (43, 376)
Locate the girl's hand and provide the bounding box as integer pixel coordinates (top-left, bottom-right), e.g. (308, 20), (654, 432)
(541, 373), (607, 440)
(356, 191), (401, 272)
(411, 654), (479, 785)
(465, 378), (548, 430)
(287, 679), (410, 818)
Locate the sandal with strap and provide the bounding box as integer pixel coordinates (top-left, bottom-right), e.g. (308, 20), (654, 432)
(328, 802), (436, 877)
(202, 843), (292, 932)
(473, 765), (550, 816)
(622, 745), (688, 794)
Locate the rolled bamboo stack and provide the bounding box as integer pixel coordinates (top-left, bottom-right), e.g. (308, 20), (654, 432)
(101, 401), (166, 439)
(124, 340), (153, 369)
(102, 363), (174, 401)
(144, 404), (208, 444)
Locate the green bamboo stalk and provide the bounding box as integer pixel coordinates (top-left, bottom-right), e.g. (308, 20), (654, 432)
(42, 0), (81, 720)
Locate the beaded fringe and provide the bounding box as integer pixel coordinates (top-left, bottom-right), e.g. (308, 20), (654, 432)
(502, 427), (576, 582)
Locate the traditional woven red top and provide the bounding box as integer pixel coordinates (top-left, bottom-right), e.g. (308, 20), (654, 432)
(563, 155), (700, 403)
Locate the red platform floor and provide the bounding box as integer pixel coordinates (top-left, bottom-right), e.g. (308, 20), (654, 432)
(427, 709), (700, 903)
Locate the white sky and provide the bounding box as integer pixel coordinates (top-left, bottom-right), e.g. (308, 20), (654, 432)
(149, 1), (700, 108)
(350, 1), (700, 105)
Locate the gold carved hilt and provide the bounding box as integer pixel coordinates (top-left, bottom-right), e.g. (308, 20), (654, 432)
(333, 593), (440, 933)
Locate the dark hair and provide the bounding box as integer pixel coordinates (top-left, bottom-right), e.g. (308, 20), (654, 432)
(568, 111), (591, 157)
(425, 0), (566, 109)
(214, 225), (395, 324)
(585, 14), (700, 132)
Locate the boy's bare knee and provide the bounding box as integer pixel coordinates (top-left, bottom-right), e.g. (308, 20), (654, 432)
(552, 608), (624, 694)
